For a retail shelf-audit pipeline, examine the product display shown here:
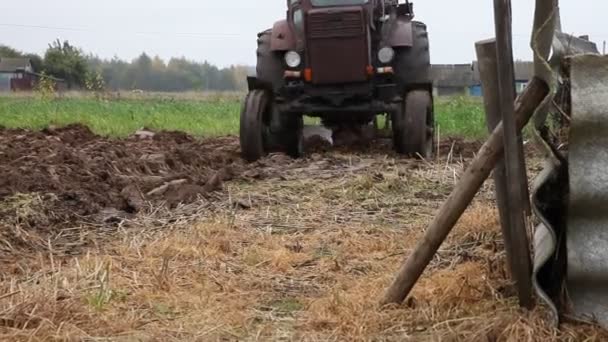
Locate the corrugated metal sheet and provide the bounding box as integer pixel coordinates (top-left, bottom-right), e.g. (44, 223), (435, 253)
(533, 54), (608, 329)
(566, 54), (608, 327)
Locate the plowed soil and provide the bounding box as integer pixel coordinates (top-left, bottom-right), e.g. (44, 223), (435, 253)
(0, 125), (241, 221)
(0, 125), (480, 259)
(0, 125), (478, 219)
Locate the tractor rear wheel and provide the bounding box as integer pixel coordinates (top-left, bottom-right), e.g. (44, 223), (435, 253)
(240, 90), (270, 162)
(392, 90), (434, 158)
(393, 21), (431, 86)
(277, 114), (304, 159)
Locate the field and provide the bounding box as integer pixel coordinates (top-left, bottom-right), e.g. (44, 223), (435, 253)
(0, 92), (488, 139)
(0, 93), (604, 341)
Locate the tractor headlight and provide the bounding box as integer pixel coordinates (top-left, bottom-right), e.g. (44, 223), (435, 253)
(378, 47), (395, 64)
(285, 51), (302, 68)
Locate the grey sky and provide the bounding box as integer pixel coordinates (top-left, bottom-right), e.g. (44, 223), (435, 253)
(2, 1), (606, 67)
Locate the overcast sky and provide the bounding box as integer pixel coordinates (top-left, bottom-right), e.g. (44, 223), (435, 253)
(1, 1), (606, 67)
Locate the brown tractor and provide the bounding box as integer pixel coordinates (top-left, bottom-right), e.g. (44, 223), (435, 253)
(240, 0), (433, 162)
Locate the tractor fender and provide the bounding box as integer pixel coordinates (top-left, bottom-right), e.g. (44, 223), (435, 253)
(270, 20), (296, 52)
(386, 18), (414, 48)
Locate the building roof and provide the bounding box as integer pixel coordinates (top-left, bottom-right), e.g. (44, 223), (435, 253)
(0, 58), (32, 73)
(513, 61), (534, 81)
(432, 61), (535, 88)
(431, 64), (475, 87)
(553, 32), (600, 56)
(471, 61), (535, 83)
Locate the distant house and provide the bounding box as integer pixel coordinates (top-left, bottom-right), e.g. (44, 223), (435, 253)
(0, 57), (65, 91)
(431, 61), (535, 97)
(0, 58), (34, 91)
(470, 61), (534, 97)
(431, 64), (475, 96)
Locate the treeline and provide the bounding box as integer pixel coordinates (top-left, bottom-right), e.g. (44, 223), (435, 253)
(0, 41), (250, 92)
(87, 54), (249, 92)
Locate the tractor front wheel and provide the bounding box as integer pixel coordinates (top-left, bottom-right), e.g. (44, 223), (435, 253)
(392, 90), (434, 159)
(240, 90), (270, 162)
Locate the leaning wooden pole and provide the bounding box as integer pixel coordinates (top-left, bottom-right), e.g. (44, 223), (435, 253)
(381, 77), (549, 306)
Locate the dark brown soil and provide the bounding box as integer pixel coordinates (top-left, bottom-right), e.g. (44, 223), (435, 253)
(0, 126), (482, 226)
(0, 125), (243, 227)
(439, 137), (483, 159)
(0, 125), (483, 261)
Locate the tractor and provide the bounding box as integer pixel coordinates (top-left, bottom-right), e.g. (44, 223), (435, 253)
(240, 0), (434, 162)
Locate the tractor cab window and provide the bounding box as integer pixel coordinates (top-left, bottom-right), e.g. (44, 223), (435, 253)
(311, 0), (368, 6)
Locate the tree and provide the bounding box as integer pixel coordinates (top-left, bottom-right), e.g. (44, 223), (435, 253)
(43, 40), (89, 89)
(24, 53), (44, 72)
(0, 45), (22, 58)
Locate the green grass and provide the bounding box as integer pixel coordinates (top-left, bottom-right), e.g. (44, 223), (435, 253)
(435, 96), (487, 139)
(0, 96), (242, 137)
(0, 94), (486, 139)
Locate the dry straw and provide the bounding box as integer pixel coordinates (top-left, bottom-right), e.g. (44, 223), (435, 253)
(1, 138), (605, 341)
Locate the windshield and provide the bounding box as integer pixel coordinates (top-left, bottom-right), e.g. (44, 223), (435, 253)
(310, 0), (368, 6)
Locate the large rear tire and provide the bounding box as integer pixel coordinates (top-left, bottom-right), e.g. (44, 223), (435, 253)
(240, 90), (270, 162)
(263, 107), (304, 159)
(285, 117), (304, 159)
(275, 114), (304, 159)
(392, 90), (434, 158)
(393, 21), (431, 86)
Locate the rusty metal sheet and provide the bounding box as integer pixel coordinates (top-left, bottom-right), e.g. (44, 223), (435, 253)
(567, 54), (608, 327)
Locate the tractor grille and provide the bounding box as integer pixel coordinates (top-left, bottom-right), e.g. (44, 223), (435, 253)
(307, 10), (365, 39)
(305, 8), (369, 84)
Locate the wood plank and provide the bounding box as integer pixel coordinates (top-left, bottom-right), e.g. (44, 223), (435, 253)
(493, 0), (533, 308)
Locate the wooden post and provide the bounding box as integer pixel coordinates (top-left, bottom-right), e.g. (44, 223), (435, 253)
(493, 0), (533, 308)
(381, 78), (549, 306)
(476, 38), (534, 308)
(475, 39), (515, 271)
